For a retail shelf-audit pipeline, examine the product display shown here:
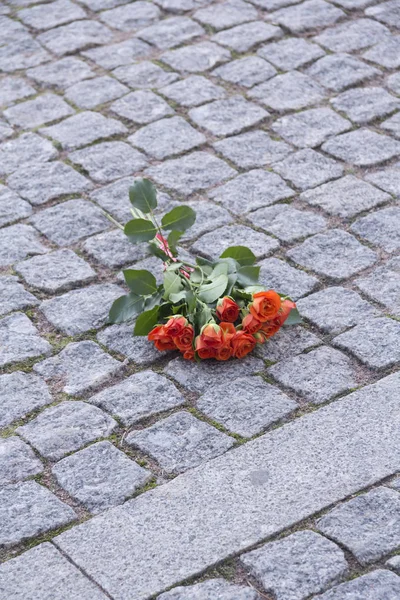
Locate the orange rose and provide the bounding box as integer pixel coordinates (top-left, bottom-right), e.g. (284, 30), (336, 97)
(174, 325), (194, 351)
(219, 322), (236, 342)
(164, 315), (187, 337)
(231, 331), (256, 359)
(195, 336), (217, 359)
(183, 348), (195, 361)
(216, 297), (240, 323)
(215, 344), (233, 361)
(242, 313), (262, 334)
(278, 299), (296, 325)
(249, 290), (281, 322)
(253, 332), (266, 344)
(148, 325), (176, 351)
(200, 323), (223, 348)
(260, 319), (281, 339)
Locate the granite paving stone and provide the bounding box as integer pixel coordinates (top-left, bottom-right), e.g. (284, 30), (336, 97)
(17, 401), (117, 460)
(365, 0), (400, 27)
(257, 38), (324, 71)
(38, 20), (113, 56)
(297, 287), (378, 334)
(65, 76), (129, 109)
(82, 38), (152, 70)
(112, 61), (178, 89)
(249, 71), (326, 112)
(255, 326), (321, 362)
(208, 169), (294, 214)
(83, 228), (147, 268)
(363, 36), (400, 69)
(268, 346), (357, 404)
(306, 54), (379, 92)
(197, 376), (297, 437)
(53, 441), (151, 513)
(0, 120), (14, 142)
(259, 257), (318, 299)
(99, 2), (160, 31)
(7, 161), (92, 205)
(0, 184), (32, 227)
(125, 411), (234, 474)
(0, 312), (52, 368)
(355, 256), (400, 315)
(89, 371), (185, 426)
(0, 371), (53, 429)
(18, 0), (87, 30)
(273, 149), (343, 191)
(179, 201), (232, 241)
(30, 199), (109, 246)
(248, 205), (327, 242)
(41, 283), (124, 335)
(0, 133), (57, 177)
(0, 275), (38, 317)
(0, 38), (50, 72)
(0, 223), (48, 266)
(381, 113), (400, 138)
(0, 481), (76, 547)
(322, 129), (400, 166)
(34, 341), (124, 396)
(287, 230), (377, 280)
(331, 87), (400, 124)
(314, 18), (390, 52)
(241, 530), (348, 600)
(26, 57), (95, 89)
(212, 57), (276, 88)
(213, 130), (292, 169)
(16, 249), (95, 293)
(0, 543), (109, 599)
(317, 487), (400, 564)
(212, 21), (282, 53)
(194, 0), (257, 30)
(137, 16), (204, 49)
(387, 555), (400, 571)
(111, 90), (174, 124)
(0, 436), (43, 487)
(68, 142), (148, 183)
(272, 108), (351, 149)
(269, 0), (345, 33)
(313, 570), (400, 600)
(97, 323), (162, 364)
(157, 579), (259, 599)
(160, 75), (226, 107)
(351, 207), (400, 253)
(40, 111), (127, 150)
(129, 116), (206, 159)
(300, 175), (390, 218)
(191, 224), (279, 259)
(333, 317), (400, 369)
(161, 41), (231, 73)
(189, 96), (269, 136)
(0, 76), (36, 107)
(78, 0), (132, 9)
(145, 151), (236, 194)
(1, 16), (30, 44)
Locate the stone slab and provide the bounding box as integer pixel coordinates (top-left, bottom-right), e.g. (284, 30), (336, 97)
(158, 579), (258, 599)
(0, 371), (53, 429)
(0, 436), (43, 487)
(313, 570), (400, 600)
(0, 312), (52, 368)
(0, 275), (38, 317)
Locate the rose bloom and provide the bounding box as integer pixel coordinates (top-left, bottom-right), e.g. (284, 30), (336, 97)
(195, 335), (217, 359)
(242, 312), (262, 334)
(249, 290), (281, 322)
(200, 323), (223, 348)
(260, 299), (296, 339)
(231, 330), (256, 359)
(182, 348), (195, 361)
(216, 297), (240, 323)
(174, 325), (194, 351)
(148, 325), (176, 351)
(164, 315), (187, 337)
(215, 344), (233, 361)
(215, 322), (235, 361)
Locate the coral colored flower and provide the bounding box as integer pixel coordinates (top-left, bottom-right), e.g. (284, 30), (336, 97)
(164, 315), (187, 337)
(260, 319), (281, 339)
(216, 297), (240, 323)
(195, 336), (217, 359)
(215, 344), (233, 361)
(174, 325), (194, 351)
(279, 299), (296, 325)
(231, 331), (256, 359)
(148, 325), (176, 351)
(249, 290), (281, 322)
(219, 321), (236, 341)
(253, 332), (266, 344)
(200, 323), (223, 348)
(183, 348), (195, 361)
(242, 312), (262, 334)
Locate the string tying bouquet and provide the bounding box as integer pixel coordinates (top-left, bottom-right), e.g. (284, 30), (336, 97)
(108, 179), (301, 361)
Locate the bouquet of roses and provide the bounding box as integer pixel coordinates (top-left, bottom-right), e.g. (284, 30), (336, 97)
(108, 178), (301, 361)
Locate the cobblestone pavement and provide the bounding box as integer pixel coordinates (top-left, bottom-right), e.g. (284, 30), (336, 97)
(0, 0), (400, 596)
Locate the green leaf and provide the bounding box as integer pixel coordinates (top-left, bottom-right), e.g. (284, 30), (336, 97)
(220, 246), (256, 266)
(108, 293), (144, 324)
(168, 230), (183, 256)
(196, 256), (214, 268)
(283, 306), (302, 326)
(237, 266), (260, 287)
(195, 302), (213, 330)
(123, 269), (157, 295)
(169, 290), (187, 304)
(163, 270), (183, 299)
(124, 219), (157, 243)
(129, 178), (157, 214)
(145, 290), (163, 311)
(232, 288), (253, 301)
(225, 272), (237, 296)
(148, 243), (170, 262)
(190, 267), (203, 284)
(198, 273), (229, 303)
(161, 206), (196, 232)
(218, 257), (239, 274)
(134, 306), (160, 336)
(244, 285), (265, 294)
(210, 262), (228, 279)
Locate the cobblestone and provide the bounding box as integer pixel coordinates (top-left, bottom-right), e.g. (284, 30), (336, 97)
(194, 0), (257, 30)
(269, 0), (345, 33)
(27, 57), (95, 89)
(137, 16), (204, 49)
(323, 128), (400, 166)
(158, 580), (259, 599)
(249, 71), (326, 112)
(38, 21), (113, 56)
(259, 257), (318, 299)
(314, 570), (400, 600)
(271, 108), (351, 149)
(82, 38), (151, 69)
(248, 205), (327, 242)
(212, 56), (276, 88)
(0, 275), (38, 317)
(99, 2), (160, 31)
(0, 133), (57, 176)
(355, 256), (400, 315)
(213, 130), (291, 169)
(160, 75), (226, 107)
(306, 54), (379, 92)
(331, 87), (399, 125)
(0, 312), (52, 368)
(0, 184), (32, 227)
(111, 90), (174, 124)
(0, 371), (53, 429)
(189, 96), (268, 137)
(363, 36), (400, 69)
(129, 116), (205, 159)
(212, 21), (282, 53)
(273, 149), (343, 191)
(0, 436), (43, 487)
(0, 76), (36, 108)
(18, 0), (87, 30)
(191, 224), (279, 259)
(161, 41), (230, 73)
(257, 37), (324, 71)
(65, 76), (129, 109)
(314, 18), (390, 52)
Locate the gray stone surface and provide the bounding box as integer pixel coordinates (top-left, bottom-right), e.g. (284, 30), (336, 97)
(351, 207), (400, 252)
(18, 0), (86, 30)
(306, 54), (379, 92)
(0, 38), (50, 72)
(249, 72), (326, 112)
(38, 20), (113, 55)
(34, 341), (124, 396)
(4, 92), (73, 129)
(189, 96), (268, 137)
(197, 376), (296, 437)
(314, 18), (390, 52)
(0, 542), (109, 599)
(0, 275), (38, 317)
(82, 38), (151, 70)
(0, 120), (14, 142)
(355, 256), (400, 315)
(126, 411), (234, 474)
(158, 579), (258, 599)
(65, 76), (128, 109)
(258, 37), (324, 71)
(0, 223), (48, 267)
(7, 161), (91, 205)
(0, 312), (52, 368)
(113, 61), (178, 88)
(269, 0), (345, 33)
(363, 36), (400, 69)
(145, 151), (236, 194)
(0, 371), (53, 429)
(287, 230), (377, 281)
(273, 149), (343, 191)
(54, 372), (400, 600)
(272, 108), (351, 148)
(191, 224), (279, 259)
(268, 346), (357, 404)
(161, 41), (230, 73)
(317, 487), (400, 564)
(17, 401), (117, 460)
(301, 175), (390, 218)
(27, 57), (95, 89)
(255, 326), (321, 362)
(248, 205), (327, 242)
(89, 371), (185, 426)
(313, 570), (400, 600)
(99, 2), (160, 31)
(212, 56), (276, 88)
(387, 555), (400, 571)
(331, 87), (399, 125)
(213, 21), (282, 53)
(194, 0), (257, 30)
(0, 133), (57, 176)
(213, 130), (291, 169)
(0, 76), (36, 107)
(259, 257), (318, 300)
(160, 75), (226, 107)
(333, 317), (400, 369)
(241, 530), (348, 600)
(129, 116), (205, 159)
(180, 200), (233, 241)
(137, 16), (204, 49)
(208, 169), (294, 214)
(366, 0), (400, 26)
(0, 436), (43, 487)
(381, 112), (400, 138)
(83, 228), (145, 268)
(111, 90), (174, 124)
(97, 323), (161, 364)
(30, 199), (109, 246)
(53, 441), (151, 513)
